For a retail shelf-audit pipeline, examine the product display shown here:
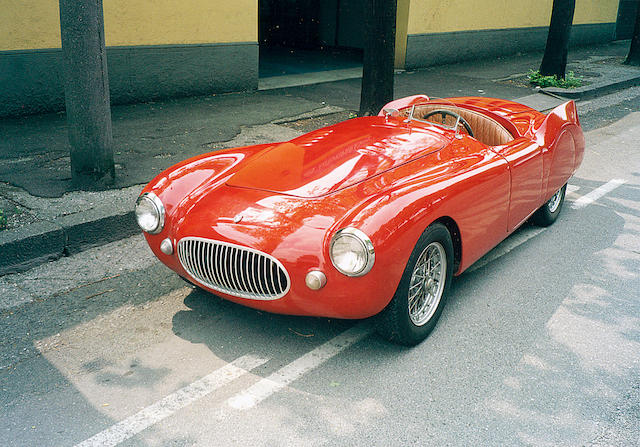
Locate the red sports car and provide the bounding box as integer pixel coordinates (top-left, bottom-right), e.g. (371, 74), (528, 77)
(135, 95), (584, 345)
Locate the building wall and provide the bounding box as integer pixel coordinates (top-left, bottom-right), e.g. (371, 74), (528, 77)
(0, 0), (625, 117)
(404, 0), (620, 69)
(0, 0), (258, 117)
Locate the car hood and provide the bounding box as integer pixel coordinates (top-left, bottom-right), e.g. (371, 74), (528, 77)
(225, 116), (448, 198)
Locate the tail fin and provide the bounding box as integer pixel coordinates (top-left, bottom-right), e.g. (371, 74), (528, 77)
(534, 100), (580, 146)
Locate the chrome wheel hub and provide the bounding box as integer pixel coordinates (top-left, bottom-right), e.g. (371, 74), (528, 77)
(547, 188), (563, 213)
(408, 242), (447, 326)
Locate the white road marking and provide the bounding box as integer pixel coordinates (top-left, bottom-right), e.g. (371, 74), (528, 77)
(571, 179), (626, 209)
(565, 184), (581, 200)
(566, 184), (580, 194)
(228, 323), (371, 410)
(75, 355), (268, 447)
(48, 174), (635, 444)
(468, 179), (625, 272)
(467, 227), (546, 273)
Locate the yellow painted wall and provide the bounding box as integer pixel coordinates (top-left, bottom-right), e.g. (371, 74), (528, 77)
(407, 0), (619, 35)
(105, 0), (257, 47)
(395, 0), (410, 68)
(1, 0), (257, 51)
(2, 0), (620, 51)
(574, 0), (620, 24)
(1, 1), (61, 51)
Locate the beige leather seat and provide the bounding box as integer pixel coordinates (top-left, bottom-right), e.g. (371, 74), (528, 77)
(406, 104), (514, 146)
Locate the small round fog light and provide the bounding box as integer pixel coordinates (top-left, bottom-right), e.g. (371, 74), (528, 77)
(305, 270), (327, 290)
(160, 238), (173, 255)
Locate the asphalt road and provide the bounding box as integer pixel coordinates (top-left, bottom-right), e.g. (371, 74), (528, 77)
(1, 91), (639, 447)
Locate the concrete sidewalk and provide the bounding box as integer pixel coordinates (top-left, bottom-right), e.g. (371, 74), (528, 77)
(1, 40), (639, 275)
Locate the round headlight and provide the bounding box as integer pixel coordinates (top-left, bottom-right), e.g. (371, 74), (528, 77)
(135, 192), (165, 234)
(330, 227), (375, 277)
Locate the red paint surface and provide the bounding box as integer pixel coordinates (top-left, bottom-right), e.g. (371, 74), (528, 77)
(140, 96), (584, 319)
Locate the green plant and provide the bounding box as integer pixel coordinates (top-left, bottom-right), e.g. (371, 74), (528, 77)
(0, 209), (6, 230)
(528, 70), (582, 88)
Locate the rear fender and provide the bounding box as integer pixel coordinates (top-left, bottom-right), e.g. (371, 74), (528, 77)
(533, 100), (580, 147)
(533, 101), (584, 199)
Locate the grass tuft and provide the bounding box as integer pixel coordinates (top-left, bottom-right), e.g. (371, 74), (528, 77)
(528, 70), (582, 88)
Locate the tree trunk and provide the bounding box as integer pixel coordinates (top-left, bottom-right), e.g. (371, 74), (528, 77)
(539, 0), (576, 79)
(625, 3), (640, 65)
(359, 0), (397, 116)
(59, 0), (115, 189)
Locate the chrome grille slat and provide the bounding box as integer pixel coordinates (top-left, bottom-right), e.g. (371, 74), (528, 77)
(269, 264), (277, 295)
(217, 245), (229, 289)
(206, 243), (216, 286)
(220, 245), (231, 291)
(187, 240), (197, 281)
(249, 253), (258, 295)
(213, 244), (223, 286)
(276, 263), (282, 292)
(194, 240), (205, 285)
(177, 237), (290, 300)
(239, 251), (250, 293)
(250, 252), (259, 295)
(265, 257), (272, 295)
(259, 256), (265, 295)
(232, 247), (242, 292)
(226, 246), (237, 292)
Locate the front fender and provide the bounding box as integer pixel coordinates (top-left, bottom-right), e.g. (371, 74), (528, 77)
(332, 140), (511, 277)
(140, 144), (275, 227)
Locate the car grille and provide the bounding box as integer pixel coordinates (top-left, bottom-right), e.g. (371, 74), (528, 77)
(177, 237), (290, 300)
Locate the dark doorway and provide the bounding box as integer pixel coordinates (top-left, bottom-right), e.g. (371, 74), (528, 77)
(259, 0), (365, 79)
(616, 0), (640, 40)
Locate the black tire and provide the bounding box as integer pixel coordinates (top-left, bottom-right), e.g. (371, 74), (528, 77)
(376, 223), (454, 346)
(532, 184), (567, 227)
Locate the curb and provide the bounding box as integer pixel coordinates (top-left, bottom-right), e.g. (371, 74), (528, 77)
(0, 105), (348, 277)
(543, 72), (640, 100)
(0, 209), (139, 276)
(2, 73), (638, 277)
(0, 221), (65, 276)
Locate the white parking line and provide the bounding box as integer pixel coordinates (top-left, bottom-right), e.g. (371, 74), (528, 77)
(71, 178), (627, 446)
(75, 355), (268, 447)
(228, 322), (371, 410)
(566, 184), (580, 195)
(468, 179), (624, 273)
(571, 179), (626, 209)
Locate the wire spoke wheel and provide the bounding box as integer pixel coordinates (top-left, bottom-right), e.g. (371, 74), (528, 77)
(407, 242), (446, 326)
(547, 188), (563, 213)
(533, 183), (567, 227)
(376, 223), (453, 345)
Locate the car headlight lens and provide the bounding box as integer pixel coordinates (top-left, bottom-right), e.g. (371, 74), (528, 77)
(135, 192), (165, 234)
(330, 227), (375, 276)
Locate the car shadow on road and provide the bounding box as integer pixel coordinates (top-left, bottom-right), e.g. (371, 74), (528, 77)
(171, 285), (391, 367)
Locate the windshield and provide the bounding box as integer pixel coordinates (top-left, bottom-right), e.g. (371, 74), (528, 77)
(399, 98), (471, 136)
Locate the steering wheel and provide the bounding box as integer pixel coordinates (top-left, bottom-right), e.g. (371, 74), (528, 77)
(422, 110), (474, 137)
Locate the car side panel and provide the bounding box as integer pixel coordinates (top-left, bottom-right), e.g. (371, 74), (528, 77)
(437, 144), (511, 273)
(347, 138), (511, 278)
(491, 138), (544, 231)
